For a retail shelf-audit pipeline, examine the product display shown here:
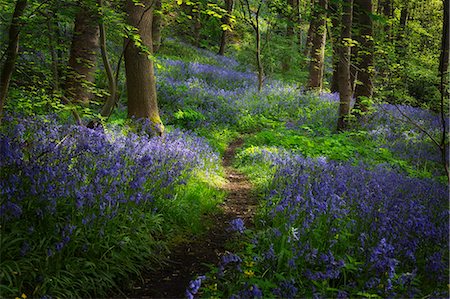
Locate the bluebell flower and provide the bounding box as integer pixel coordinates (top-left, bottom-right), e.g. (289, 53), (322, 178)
(229, 218), (246, 234)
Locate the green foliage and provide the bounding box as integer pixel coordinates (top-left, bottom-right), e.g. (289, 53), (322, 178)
(156, 174), (226, 236)
(173, 108), (206, 128)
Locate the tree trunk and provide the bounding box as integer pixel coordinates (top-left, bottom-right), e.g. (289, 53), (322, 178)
(307, 0), (327, 91)
(152, 0), (162, 53)
(0, 0), (27, 121)
(256, 20), (264, 92)
(125, 0), (163, 134)
(329, 0), (341, 93)
(337, 0), (353, 131)
(218, 0), (234, 55)
(303, 0), (316, 57)
(65, 4), (100, 104)
(439, 0), (449, 181)
(99, 0), (117, 118)
(353, 0), (374, 115)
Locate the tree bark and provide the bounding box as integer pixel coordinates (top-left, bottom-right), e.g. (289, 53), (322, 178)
(303, 0), (316, 57)
(329, 0), (341, 93)
(256, 16), (264, 92)
(439, 0), (449, 181)
(125, 0), (163, 134)
(98, 0), (117, 118)
(65, 4), (100, 104)
(353, 0), (374, 115)
(307, 0), (327, 91)
(0, 0), (27, 121)
(152, 0), (162, 53)
(337, 0), (353, 131)
(218, 0), (234, 55)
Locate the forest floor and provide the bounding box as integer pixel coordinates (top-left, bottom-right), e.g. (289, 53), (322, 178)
(121, 138), (258, 298)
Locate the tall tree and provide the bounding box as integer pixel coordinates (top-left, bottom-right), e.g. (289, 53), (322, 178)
(337, 0), (353, 131)
(303, 0), (316, 57)
(218, 0), (234, 55)
(329, 0), (341, 93)
(124, 0), (163, 134)
(439, 0), (449, 180)
(307, 0), (327, 90)
(353, 0), (374, 115)
(238, 0), (265, 91)
(0, 0), (27, 122)
(65, 3), (100, 104)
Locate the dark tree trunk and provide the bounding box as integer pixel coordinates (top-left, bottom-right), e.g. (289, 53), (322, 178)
(303, 0), (316, 57)
(65, 5), (100, 104)
(125, 0), (163, 134)
(152, 0), (162, 52)
(353, 0), (374, 115)
(98, 0), (117, 118)
(329, 0), (341, 93)
(0, 0), (27, 121)
(337, 0), (353, 131)
(439, 0), (449, 180)
(218, 0), (234, 55)
(307, 0), (327, 91)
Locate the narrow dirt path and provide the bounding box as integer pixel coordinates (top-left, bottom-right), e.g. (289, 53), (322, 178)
(121, 138), (257, 298)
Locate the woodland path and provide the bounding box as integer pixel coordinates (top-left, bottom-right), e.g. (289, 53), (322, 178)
(121, 138), (258, 298)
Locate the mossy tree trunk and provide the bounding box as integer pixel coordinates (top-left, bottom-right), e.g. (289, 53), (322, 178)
(353, 0), (374, 115)
(307, 0), (327, 91)
(124, 0), (164, 134)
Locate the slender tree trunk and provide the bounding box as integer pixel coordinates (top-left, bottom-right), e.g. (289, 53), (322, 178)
(307, 0), (327, 91)
(0, 0), (27, 121)
(296, 0), (302, 50)
(439, 0), (449, 181)
(98, 0), (117, 118)
(303, 0), (316, 57)
(218, 0), (234, 55)
(329, 0), (341, 93)
(337, 0), (353, 131)
(152, 0), (162, 52)
(256, 20), (264, 91)
(353, 0), (374, 115)
(65, 4), (100, 104)
(125, 0), (163, 134)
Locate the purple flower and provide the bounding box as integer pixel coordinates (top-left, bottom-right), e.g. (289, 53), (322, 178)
(185, 275), (206, 299)
(229, 218), (246, 234)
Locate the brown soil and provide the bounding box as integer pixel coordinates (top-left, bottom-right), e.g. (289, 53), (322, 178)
(118, 138), (257, 299)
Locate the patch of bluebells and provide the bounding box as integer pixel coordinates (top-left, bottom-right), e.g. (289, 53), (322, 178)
(199, 149), (448, 297)
(0, 114), (220, 296)
(155, 55), (340, 131)
(364, 104), (449, 169)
